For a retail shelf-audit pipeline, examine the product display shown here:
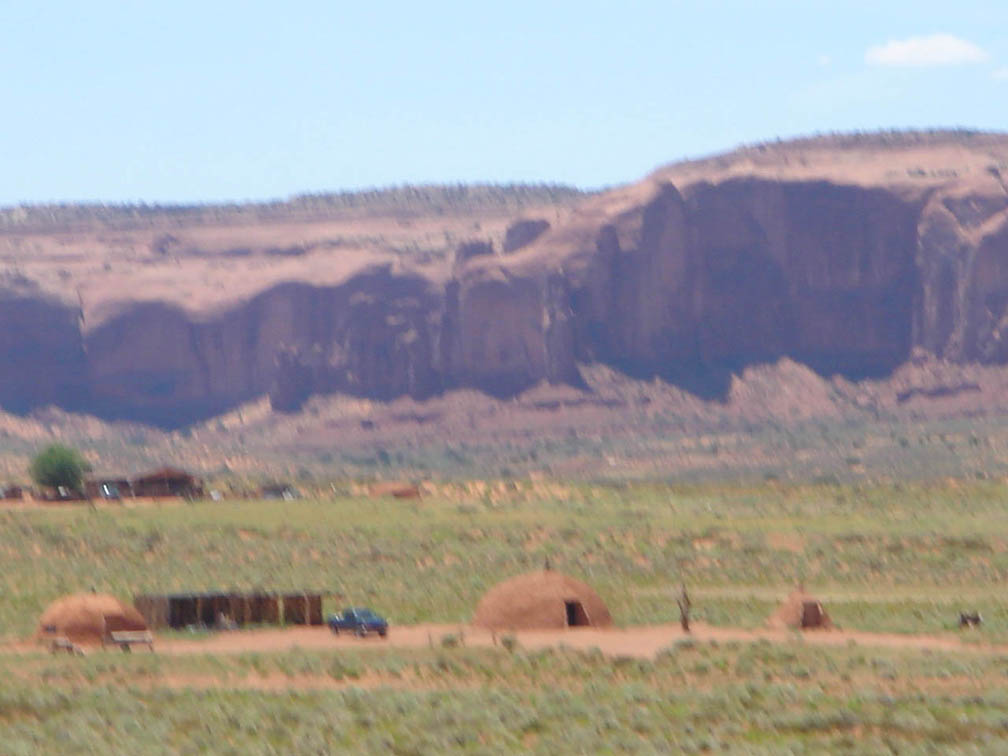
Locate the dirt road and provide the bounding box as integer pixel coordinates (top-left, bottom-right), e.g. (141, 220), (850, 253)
(5, 622), (999, 660)
(151, 622), (1001, 658)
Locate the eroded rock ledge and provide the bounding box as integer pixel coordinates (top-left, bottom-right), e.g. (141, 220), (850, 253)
(3, 133), (1008, 427)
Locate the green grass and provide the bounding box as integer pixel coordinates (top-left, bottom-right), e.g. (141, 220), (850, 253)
(4, 642), (1008, 753)
(6, 478), (1008, 751)
(3, 479), (1008, 639)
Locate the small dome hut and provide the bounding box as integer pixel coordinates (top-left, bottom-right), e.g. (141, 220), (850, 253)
(473, 570), (612, 630)
(768, 588), (833, 630)
(36, 593), (149, 646)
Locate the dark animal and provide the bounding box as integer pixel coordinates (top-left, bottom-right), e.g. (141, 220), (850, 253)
(959, 611), (982, 628)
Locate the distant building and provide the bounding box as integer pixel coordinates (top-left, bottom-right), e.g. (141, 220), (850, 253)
(40, 486), (86, 502)
(131, 467), (203, 498)
(0, 485), (23, 500)
(260, 482), (299, 500)
(84, 476), (132, 500)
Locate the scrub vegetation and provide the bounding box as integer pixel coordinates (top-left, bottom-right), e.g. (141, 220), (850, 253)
(4, 478), (1008, 751)
(4, 479), (1008, 638)
(5, 641), (1008, 752)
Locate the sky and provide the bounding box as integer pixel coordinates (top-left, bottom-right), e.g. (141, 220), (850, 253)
(2, 0), (1007, 205)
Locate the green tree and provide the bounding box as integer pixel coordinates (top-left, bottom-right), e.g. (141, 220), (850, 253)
(29, 444), (91, 493)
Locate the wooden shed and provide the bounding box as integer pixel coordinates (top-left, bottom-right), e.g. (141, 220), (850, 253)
(85, 476), (132, 500)
(131, 468), (203, 498)
(261, 482), (299, 500)
(1, 485), (24, 500)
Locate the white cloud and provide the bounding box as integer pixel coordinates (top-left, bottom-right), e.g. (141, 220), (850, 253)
(865, 34), (988, 67)
(817, 55), (831, 67)
(993, 67), (1008, 80)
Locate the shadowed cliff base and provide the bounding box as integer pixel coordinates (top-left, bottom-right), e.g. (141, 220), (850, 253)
(9, 356), (1008, 484)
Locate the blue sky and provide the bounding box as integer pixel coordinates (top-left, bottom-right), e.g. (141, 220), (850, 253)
(2, 0), (1007, 205)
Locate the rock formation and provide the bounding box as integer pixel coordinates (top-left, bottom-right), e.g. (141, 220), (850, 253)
(503, 218), (550, 253)
(0, 281), (86, 414)
(2, 131), (1008, 427)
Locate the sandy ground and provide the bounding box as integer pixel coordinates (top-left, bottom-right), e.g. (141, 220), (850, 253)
(5, 622), (1003, 691)
(5, 622), (988, 660)
(0, 496), (189, 512)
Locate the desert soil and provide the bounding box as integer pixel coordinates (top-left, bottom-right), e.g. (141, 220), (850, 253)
(6, 622), (994, 660)
(156, 623), (1004, 658)
(5, 622), (999, 692)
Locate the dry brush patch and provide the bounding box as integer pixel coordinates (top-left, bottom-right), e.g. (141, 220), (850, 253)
(2, 643), (1008, 752)
(4, 476), (1008, 751)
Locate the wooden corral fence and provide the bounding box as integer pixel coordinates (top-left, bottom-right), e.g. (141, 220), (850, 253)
(134, 591), (327, 630)
(281, 593), (323, 625)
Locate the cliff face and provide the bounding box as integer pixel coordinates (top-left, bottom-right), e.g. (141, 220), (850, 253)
(0, 285), (86, 413)
(561, 179), (926, 394)
(4, 134), (1008, 427)
(84, 268), (446, 426)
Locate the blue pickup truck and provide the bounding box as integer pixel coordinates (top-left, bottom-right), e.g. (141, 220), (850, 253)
(327, 607), (388, 637)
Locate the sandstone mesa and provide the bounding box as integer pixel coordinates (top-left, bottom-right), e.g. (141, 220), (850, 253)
(2, 130), (1007, 428)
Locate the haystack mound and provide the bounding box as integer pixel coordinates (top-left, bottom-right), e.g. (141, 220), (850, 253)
(473, 570), (612, 630)
(36, 593), (148, 646)
(768, 588), (833, 630)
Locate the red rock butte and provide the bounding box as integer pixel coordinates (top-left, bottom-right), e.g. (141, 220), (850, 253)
(2, 130), (1008, 427)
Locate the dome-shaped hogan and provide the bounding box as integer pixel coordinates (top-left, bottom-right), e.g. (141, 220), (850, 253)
(768, 588), (833, 630)
(36, 593), (148, 646)
(473, 570), (612, 630)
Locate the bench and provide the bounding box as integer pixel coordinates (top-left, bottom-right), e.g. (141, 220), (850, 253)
(105, 630), (155, 652)
(49, 637), (85, 656)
